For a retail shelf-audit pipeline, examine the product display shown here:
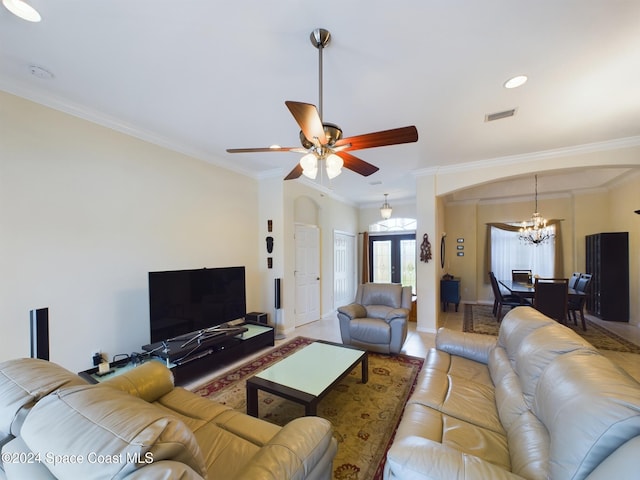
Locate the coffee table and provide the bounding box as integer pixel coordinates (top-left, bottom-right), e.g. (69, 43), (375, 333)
(246, 340), (368, 417)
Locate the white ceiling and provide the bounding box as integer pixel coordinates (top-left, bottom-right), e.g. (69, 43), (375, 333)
(2, 1), (639, 206)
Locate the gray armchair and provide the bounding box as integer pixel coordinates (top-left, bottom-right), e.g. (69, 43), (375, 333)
(337, 283), (412, 354)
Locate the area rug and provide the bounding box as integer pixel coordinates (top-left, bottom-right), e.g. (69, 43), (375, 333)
(464, 303), (640, 354)
(192, 336), (423, 480)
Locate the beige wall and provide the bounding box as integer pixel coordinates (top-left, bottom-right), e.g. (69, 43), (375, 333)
(1, 92), (259, 372)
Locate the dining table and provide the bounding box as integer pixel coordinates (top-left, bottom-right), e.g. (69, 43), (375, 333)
(499, 279), (586, 299)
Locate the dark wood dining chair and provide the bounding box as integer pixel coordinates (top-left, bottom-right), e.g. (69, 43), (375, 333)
(568, 273), (592, 330)
(512, 269), (532, 283)
(489, 272), (531, 321)
(534, 278), (569, 324)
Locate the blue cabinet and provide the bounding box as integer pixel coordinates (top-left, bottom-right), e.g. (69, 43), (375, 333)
(441, 278), (461, 312)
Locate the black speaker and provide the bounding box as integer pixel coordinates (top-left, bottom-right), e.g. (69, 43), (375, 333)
(274, 278), (281, 310)
(246, 312), (268, 325)
(30, 308), (49, 360)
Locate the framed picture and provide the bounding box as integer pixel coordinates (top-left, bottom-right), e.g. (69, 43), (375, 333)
(457, 252), (464, 257)
(457, 238), (464, 243)
(457, 245), (464, 250)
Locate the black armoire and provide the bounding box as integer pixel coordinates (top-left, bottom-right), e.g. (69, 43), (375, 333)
(585, 232), (629, 322)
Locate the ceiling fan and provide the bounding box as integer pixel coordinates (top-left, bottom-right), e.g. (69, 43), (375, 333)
(226, 28), (418, 181)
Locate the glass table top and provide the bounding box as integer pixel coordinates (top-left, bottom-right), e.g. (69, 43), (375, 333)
(254, 342), (365, 396)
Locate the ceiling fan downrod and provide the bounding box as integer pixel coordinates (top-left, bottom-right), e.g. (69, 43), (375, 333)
(310, 28), (331, 122)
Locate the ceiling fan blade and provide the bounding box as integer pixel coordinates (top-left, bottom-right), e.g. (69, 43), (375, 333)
(335, 126), (418, 151)
(285, 101), (328, 146)
(336, 151), (379, 177)
(226, 146), (302, 153)
(284, 163), (303, 180)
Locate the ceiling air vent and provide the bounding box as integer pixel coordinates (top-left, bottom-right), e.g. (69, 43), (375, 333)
(485, 108), (516, 122)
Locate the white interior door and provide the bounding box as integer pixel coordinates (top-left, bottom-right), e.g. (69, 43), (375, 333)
(295, 225), (320, 327)
(334, 231), (356, 308)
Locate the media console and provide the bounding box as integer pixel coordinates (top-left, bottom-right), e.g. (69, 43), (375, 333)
(79, 322), (274, 386)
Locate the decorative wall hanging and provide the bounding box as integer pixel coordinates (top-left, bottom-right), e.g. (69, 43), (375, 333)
(420, 233), (432, 263)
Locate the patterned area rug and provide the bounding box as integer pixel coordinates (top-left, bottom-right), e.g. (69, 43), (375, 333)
(464, 303), (640, 354)
(192, 337), (424, 480)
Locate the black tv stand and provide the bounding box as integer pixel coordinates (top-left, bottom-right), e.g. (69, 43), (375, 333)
(141, 322), (274, 385)
(142, 326), (249, 363)
(80, 322), (274, 387)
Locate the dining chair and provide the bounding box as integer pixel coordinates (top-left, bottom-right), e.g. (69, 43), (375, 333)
(489, 272), (531, 321)
(568, 272), (581, 289)
(511, 269), (532, 283)
(568, 273), (592, 330)
(534, 278), (569, 324)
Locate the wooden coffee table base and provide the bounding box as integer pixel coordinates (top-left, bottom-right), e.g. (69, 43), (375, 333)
(246, 341), (368, 417)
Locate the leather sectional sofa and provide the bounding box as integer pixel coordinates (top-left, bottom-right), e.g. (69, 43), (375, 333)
(385, 306), (640, 480)
(0, 358), (336, 479)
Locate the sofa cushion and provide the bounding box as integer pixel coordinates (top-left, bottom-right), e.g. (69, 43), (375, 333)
(533, 350), (640, 480)
(410, 349), (504, 435)
(19, 384), (206, 479)
(0, 358), (87, 440)
(513, 323), (596, 406)
(395, 402), (511, 472)
(497, 307), (556, 365)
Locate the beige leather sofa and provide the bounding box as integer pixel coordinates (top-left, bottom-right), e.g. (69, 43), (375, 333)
(0, 358), (337, 479)
(337, 283), (412, 354)
(385, 306), (640, 480)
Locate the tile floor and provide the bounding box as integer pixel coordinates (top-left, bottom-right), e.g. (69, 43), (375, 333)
(185, 305), (640, 388)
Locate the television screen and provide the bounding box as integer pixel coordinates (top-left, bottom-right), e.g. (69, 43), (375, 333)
(148, 266), (246, 343)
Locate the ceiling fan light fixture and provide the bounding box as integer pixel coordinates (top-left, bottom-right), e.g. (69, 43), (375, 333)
(2, 0), (41, 22)
(325, 153), (343, 179)
(300, 153), (318, 179)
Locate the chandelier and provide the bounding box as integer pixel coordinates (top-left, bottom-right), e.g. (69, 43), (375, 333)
(380, 194), (393, 219)
(518, 175), (554, 246)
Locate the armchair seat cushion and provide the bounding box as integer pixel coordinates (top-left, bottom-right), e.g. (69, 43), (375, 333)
(350, 318), (391, 345)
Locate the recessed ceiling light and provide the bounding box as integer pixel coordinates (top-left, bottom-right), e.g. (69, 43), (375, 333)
(2, 0), (41, 22)
(504, 75), (528, 89)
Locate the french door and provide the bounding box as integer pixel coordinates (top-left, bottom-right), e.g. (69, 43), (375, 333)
(369, 234), (416, 293)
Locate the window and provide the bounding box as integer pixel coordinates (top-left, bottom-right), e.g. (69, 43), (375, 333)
(369, 217), (416, 233)
(490, 225), (555, 281)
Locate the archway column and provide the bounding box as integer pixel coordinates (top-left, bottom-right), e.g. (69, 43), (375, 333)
(415, 172), (439, 333)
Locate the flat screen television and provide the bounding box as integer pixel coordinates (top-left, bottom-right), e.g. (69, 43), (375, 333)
(148, 266), (246, 343)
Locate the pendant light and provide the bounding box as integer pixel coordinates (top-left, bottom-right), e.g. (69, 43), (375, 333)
(380, 194), (393, 219)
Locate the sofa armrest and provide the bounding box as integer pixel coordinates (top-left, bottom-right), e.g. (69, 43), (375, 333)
(386, 436), (525, 480)
(233, 417), (336, 480)
(97, 360), (174, 402)
(435, 328), (497, 364)
(337, 303), (366, 320)
(386, 307), (410, 322)
(584, 436), (640, 480)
